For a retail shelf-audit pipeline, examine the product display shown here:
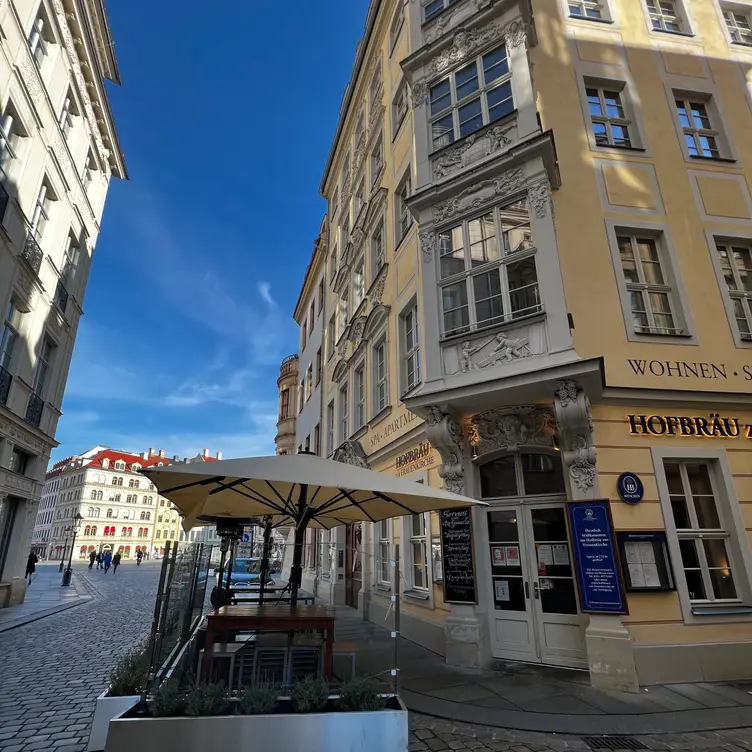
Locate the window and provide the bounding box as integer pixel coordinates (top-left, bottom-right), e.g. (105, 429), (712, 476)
(663, 461), (739, 603)
(309, 302), (315, 331)
(355, 365), (366, 429)
(401, 303), (420, 393)
(339, 381), (349, 442)
(280, 389), (290, 420)
(568, 0), (605, 18)
(393, 81), (409, 135)
(354, 111), (365, 153)
(106, 509), (113, 518)
(390, 4), (404, 51)
(326, 401), (335, 456)
(28, 13), (49, 66)
(32, 338), (54, 397)
(724, 8), (752, 44)
(31, 181), (52, 239)
(410, 514), (428, 590)
(370, 61), (383, 108)
(338, 290), (349, 336)
(304, 435), (311, 452)
(353, 176), (365, 221)
(140, 511), (147, 520)
(396, 173), (412, 242)
(331, 188), (339, 218)
(425, 0), (458, 21)
(646, 0), (684, 31)
(314, 348), (322, 385)
(371, 136), (384, 186)
(1, 301), (20, 373)
(0, 102), (25, 170)
(438, 200), (539, 336)
(59, 94), (75, 138)
(313, 424), (321, 456)
(305, 364), (313, 401)
(301, 319), (307, 351)
(82, 152), (95, 190)
(371, 222), (385, 279)
(353, 257), (365, 308)
(430, 45), (513, 151)
(330, 245), (338, 283)
(369, 520), (390, 587)
(715, 242), (752, 340)
(618, 234), (680, 335)
(327, 315), (336, 359)
(374, 338), (388, 413)
(8, 447), (31, 476)
(586, 84), (632, 147)
(676, 97), (722, 159)
(340, 156), (350, 194)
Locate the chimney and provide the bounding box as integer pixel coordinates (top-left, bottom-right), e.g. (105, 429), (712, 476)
(159, 449), (165, 458)
(216, 451), (223, 460)
(202, 449), (209, 457)
(173, 455), (179, 462)
(141, 451), (148, 460)
(148, 448), (155, 457)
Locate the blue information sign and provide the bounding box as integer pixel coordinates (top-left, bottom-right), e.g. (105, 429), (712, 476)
(617, 472), (644, 504)
(568, 500), (628, 614)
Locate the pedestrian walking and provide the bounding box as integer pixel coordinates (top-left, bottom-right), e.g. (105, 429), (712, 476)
(103, 551), (112, 574)
(89, 550), (96, 569)
(25, 551), (38, 583)
(96, 552), (103, 569)
(136, 549), (143, 566)
(112, 552), (121, 574)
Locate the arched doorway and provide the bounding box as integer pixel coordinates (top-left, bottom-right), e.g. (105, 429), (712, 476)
(479, 450), (585, 668)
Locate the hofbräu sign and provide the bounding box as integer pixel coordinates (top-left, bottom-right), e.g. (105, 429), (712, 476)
(395, 442), (435, 476)
(628, 414), (752, 439)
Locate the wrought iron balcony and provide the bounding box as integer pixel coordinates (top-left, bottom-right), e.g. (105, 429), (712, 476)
(53, 279), (69, 313)
(21, 233), (43, 275)
(0, 365), (10, 406)
(25, 392), (43, 428)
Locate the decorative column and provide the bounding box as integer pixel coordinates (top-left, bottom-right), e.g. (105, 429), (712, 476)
(425, 407), (490, 668)
(554, 380), (639, 693)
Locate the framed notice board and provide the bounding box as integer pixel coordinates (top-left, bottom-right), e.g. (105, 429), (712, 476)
(616, 532), (675, 592)
(438, 507), (478, 604)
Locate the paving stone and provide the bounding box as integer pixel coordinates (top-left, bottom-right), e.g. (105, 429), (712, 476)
(426, 739), (450, 751)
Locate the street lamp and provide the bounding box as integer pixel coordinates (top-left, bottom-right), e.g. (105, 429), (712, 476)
(61, 512), (84, 587)
(58, 525), (72, 573)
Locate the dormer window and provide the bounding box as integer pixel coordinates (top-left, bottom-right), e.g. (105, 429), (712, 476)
(102, 458), (110, 469)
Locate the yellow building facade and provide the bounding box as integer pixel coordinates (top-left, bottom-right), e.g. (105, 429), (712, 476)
(310, 0), (752, 690)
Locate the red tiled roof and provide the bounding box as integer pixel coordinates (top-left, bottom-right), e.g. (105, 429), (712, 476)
(88, 449), (172, 472)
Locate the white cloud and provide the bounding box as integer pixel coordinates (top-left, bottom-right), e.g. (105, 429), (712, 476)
(258, 281), (276, 309)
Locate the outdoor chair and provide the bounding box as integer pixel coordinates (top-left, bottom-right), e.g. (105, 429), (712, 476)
(331, 641), (357, 681)
(252, 632), (289, 687)
(288, 634), (325, 683)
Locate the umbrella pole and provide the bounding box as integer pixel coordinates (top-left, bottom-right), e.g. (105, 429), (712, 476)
(290, 484), (309, 609)
(258, 516), (273, 606)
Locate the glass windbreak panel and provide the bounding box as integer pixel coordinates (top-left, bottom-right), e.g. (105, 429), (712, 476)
(521, 453), (565, 495)
(487, 509), (524, 612)
(480, 456), (518, 497)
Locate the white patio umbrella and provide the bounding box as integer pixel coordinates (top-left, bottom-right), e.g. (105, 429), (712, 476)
(143, 453), (484, 606)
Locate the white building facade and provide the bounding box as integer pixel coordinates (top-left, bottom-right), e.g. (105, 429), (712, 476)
(0, 0), (126, 607)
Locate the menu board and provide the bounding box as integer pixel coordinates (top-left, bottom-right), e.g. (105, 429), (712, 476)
(616, 532), (675, 592)
(439, 507), (478, 604)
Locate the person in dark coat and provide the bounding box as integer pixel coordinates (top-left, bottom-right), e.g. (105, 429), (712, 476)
(25, 551), (38, 581)
(88, 551), (96, 569)
(103, 551), (112, 573)
(112, 552), (121, 573)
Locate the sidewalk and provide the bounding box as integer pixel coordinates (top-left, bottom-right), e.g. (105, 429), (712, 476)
(334, 607), (752, 736)
(0, 562), (93, 633)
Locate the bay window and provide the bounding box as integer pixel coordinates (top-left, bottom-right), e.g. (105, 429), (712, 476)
(430, 45), (514, 151)
(438, 200), (539, 336)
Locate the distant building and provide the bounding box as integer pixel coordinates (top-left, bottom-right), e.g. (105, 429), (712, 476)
(274, 354), (299, 455)
(34, 447), (221, 560)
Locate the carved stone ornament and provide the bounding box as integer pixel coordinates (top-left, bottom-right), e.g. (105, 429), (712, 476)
(553, 381), (597, 498)
(458, 330), (531, 373)
(468, 406), (555, 456)
(419, 230), (436, 264)
(434, 167), (526, 223)
(411, 81), (429, 108)
(349, 316), (366, 348)
(0, 417), (44, 453)
(434, 125), (515, 181)
(528, 177), (553, 219)
(369, 273), (387, 306)
(333, 439), (370, 469)
(425, 407), (465, 494)
(425, 10), (453, 44)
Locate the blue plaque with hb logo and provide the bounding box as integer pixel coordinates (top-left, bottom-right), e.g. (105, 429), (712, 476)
(617, 472), (644, 504)
(567, 500), (628, 615)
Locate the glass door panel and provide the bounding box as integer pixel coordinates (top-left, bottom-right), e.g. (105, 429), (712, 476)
(530, 507), (578, 614)
(488, 509), (525, 612)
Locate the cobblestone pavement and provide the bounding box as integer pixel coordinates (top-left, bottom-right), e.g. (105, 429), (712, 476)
(409, 714), (752, 751)
(0, 562), (160, 752)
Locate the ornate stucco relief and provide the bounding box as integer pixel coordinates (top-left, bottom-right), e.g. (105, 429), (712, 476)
(468, 406), (556, 456)
(432, 124), (515, 180)
(433, 167), (526, 222)
(425, 407), (465, 494)
(553, 381), (597, 495)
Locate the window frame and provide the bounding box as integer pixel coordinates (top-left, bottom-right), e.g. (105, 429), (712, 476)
(423, 0), (458, 22)
(708, 233), (752, 346)
(437, 199), (541, 338)
(377, 518), (392, 587)
(669, 88), (734, 163)
(721, 4), (752, 45)
(389, 3), (404, 53)
(371, 217), (386, 282)
(400, 300), (421, 395)
(326, 400), (335, 457)
(395, 171), (413, 247)
(372, 334), (388, 417)
(371, 134), (384, 188)
(354, 362), (366, 430)
(645, 0), (690, 33)
(32, 337), (54, 397)
(392, 80), (409, 138)
(567, 0), (611, 21)
(652, 446), (752, 624)
(0, 300), (21, 372)
(582, 79), (640, 151)
(339, 379), (349, 443)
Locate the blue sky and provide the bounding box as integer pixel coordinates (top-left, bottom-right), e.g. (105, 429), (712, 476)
(52, 0), (370, 462)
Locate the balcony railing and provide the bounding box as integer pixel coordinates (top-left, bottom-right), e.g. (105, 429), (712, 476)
(21, 233), (43, 275)
(25, 392), (43, 428)
(53, 279), (69, 313)
(0, 365), (10, 406)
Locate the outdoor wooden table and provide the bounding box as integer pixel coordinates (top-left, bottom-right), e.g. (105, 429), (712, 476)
(202, 604), (336, 681)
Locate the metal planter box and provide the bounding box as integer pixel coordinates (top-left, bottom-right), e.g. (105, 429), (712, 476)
(87, 691), (139, 752)
(104, 696), (408, 752)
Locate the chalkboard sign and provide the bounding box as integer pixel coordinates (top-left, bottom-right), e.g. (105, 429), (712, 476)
(568, 500), (628, 615)
(439, 507), (478, 604)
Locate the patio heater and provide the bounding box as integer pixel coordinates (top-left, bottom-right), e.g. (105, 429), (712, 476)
(199, 516), (258, 609)
(61, 513), (84, 587)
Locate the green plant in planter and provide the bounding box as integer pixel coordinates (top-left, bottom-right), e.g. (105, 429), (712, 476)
(291, 676), (330, 714)
(108, 643), (149, 697)
(340, 676), (386, 712)
(152, 679), (186, 718)
(183, 682), (229, 717)
(236, 684), (279, 715)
